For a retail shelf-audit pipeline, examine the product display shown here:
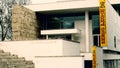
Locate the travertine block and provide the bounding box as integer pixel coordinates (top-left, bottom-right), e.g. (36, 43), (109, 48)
(12, 5), (39, 41)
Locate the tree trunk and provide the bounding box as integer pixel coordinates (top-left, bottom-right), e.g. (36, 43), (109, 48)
(0, 23), (5, 41)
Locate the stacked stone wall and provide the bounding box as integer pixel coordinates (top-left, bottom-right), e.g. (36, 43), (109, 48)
(12, 5), (39, 41)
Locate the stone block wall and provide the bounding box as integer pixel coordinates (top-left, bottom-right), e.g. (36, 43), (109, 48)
(12, 5), (39, 41)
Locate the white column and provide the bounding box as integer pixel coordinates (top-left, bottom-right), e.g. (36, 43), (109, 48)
(117, 10), (119, 15)
(46, 35), (48, 39)
(85, 11), (89, 52)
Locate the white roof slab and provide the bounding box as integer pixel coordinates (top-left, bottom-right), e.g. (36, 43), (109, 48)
(24, 0), (120, 12)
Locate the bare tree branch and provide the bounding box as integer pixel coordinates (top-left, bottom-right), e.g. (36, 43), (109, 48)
(0, 0), (31, 41)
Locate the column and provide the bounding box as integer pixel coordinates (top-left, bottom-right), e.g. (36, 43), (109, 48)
(85, 11), (89, 52)
(117, 10), (119, 15)
(46, 35), (48, 39)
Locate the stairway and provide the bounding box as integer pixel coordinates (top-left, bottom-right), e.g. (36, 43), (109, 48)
(0, 49), (35, 68)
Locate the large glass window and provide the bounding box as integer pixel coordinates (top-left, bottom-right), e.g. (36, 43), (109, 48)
(47, 17), (74, 29)
(92, 14), (100, 46)
(47, 17), (63, 29)
(41, 15), (84, 30)
(39, 14), (85, 40)
(92, 15), (100, 34)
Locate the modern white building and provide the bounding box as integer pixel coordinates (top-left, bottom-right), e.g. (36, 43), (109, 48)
(0, 0), (120, 68)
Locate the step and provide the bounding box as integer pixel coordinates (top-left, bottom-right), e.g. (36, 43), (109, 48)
(26, 60), (34, 64)
(7, 61), (26, 65)
(12, 54), (18, 57)
(26, 64), (35, 68)
(0, 55), (18, 59)
(0, 50), (4, 53)
(0, 61), (8, 68)
(5, 61), (27, 68)
(7, 63), (26, 68)
(0, 50), (34, 68)
(0, 52), (11, 56)
(1, 58), (25, 62)
(26, 61), (35, 68)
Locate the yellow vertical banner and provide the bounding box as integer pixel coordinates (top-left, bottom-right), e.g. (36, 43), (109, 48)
(92, 46), (96, 68)
(99, 0), (108, 47)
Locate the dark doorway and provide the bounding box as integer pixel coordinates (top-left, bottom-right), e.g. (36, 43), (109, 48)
(85, 60), (92, 68)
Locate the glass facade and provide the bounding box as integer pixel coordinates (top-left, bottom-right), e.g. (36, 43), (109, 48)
(40, 13), (85, 40)
(92, 14), (100, 46)
(41, 15), (84, 30)
(47, 17), (74, 29)
(92, 15), (100, 34)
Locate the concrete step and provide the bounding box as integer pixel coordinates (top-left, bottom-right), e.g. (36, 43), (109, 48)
(26, 61), (35, 68)
(19, 57), (25, 60)
(0, 55), (18, 59)
(0, 61), (8, 68)
(5, 61), (27, 68)
(26, 64), (35, 68)
(7, 63), (26, 68)
(1, 58), (25, 62)
(12, 54), (18, 57)
(0, 49), (34, 68)
(26, 60), (34, 64)
(0, 52), (11, 56)
(7, 59), (28, 68)
(0, 50), (4, 53)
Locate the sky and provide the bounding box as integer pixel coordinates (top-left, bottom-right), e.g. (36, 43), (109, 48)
(31, 0), (59, 4)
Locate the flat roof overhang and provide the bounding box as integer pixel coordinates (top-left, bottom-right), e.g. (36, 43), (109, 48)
(24, 0), (120, 14)
(35, 7), (99, 15)
(24, 0), (99, 12)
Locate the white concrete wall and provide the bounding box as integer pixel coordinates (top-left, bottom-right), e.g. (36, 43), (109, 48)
(0, 40), (80, 60)
(109, 0), (120, 4)
(33, 56), (84, 68)
(74, 20), (86, 52)
(96, 47), (103, 68)
(103, 54), (120, 60)
(80, 53), (92, 60)
(74, 19), (93, 52)
(62, 40), (80, 56)
(106, 1), (120, 51)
